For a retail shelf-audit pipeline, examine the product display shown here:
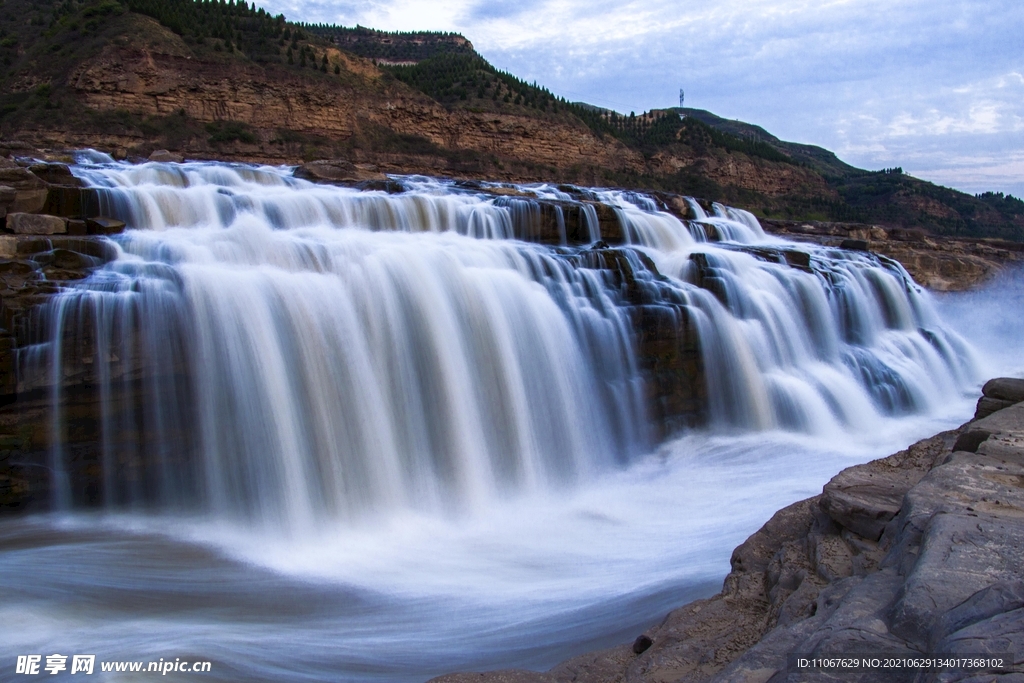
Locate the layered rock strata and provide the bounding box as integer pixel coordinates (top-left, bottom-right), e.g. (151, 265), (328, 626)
(762, 219), (1024, 291)
(431, 379), (1024, 683)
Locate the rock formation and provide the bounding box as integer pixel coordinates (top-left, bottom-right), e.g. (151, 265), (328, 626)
(0, 155), (1020, 512)
(761, 219), (1024, 292)
(430, 379), (1024, 683)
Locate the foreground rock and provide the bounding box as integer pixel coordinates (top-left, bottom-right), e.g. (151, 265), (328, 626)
(432, 379), (1024, 683)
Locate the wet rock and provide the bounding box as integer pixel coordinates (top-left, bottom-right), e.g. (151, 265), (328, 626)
(148, 149), (184, 163)
(50, 248), (99, 270)
(782, 250), (811, 269)
(295, 159), (385, 184)
(840, 238), (869, 251)
(5, 213), (67, 235)
(354, 178), (405, 193)
(43, 185), (101, 218)
(86, 217), (126, 235)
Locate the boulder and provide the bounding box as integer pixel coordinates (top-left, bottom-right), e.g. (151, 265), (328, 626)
(294, 159), (386, 184)
(28, 163), (81, 187)
(783, 250), (811, 269)
(44, 186), (99, 218)
(148, 150), (184, 163)
(0, 167), (48, 213)
(975, 396), (1016, 420)
(840, 238), (869, 251)
(50, 248), (97, 270)
(983, 377), (1024, 403)
(86, 217), (126, 235)
(4, 213), (67, 235)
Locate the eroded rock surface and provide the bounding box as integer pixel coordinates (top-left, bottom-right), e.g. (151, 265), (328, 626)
(762, 219), (1024, 291)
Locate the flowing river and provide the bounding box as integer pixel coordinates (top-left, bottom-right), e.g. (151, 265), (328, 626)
(1, 155), (1021, 681)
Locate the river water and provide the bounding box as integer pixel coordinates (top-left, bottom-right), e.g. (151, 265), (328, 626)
(1, 156), (1020, 681)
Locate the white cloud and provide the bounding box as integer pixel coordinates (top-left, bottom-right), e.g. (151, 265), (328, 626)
(255, 0), (1024, 195)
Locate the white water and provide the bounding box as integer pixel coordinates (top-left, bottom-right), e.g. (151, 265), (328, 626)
(1, 156), (1011, 681)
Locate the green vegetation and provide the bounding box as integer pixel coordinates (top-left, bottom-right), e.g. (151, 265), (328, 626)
(306, 25), (473, 62)
(205, 120), (257, 145)
(383, 52), (571, 115)
(123, 0), (286, 61)
(604, 113), (795, 164)
(0, 0), (1020, 242)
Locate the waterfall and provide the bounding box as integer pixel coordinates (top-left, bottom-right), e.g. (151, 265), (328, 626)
(20, 158), (979, 529)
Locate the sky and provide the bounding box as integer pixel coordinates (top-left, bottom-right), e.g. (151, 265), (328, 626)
(256, 0), (1024, 196)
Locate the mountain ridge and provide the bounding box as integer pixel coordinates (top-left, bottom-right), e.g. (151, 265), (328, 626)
(0, 0), (1021, 241)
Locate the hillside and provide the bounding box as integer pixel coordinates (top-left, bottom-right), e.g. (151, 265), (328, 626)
(0, 0), (1021, 241)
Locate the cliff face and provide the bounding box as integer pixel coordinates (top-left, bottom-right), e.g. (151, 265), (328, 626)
(12, 14), (645, 182)
(649, 149), (833, 200)
(761, 219), (1024, 292)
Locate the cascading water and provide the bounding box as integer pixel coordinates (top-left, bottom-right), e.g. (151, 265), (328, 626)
(1, 154), (996, 682)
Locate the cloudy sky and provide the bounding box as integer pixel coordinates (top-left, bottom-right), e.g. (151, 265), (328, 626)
(256, 0), (1024, 196)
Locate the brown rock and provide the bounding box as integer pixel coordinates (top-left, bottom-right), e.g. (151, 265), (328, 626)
(86, 217), (127, 235)
(0, 168), (48, 214)
(44, 186), (99, 218)
(0, 235), (16, 258)
(5, 213), (67, 235)
(148, 149), (184, 163)
(28, 163), (81, 186)
(294, 159), (385, 184)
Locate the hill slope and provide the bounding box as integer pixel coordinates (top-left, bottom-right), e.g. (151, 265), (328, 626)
(0, 0), (1021, 241)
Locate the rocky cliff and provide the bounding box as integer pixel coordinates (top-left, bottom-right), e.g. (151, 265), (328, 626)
(4, 0), (1022, 242)
(431, 378), (1024, 683)
(761, 219), (1024, 292)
